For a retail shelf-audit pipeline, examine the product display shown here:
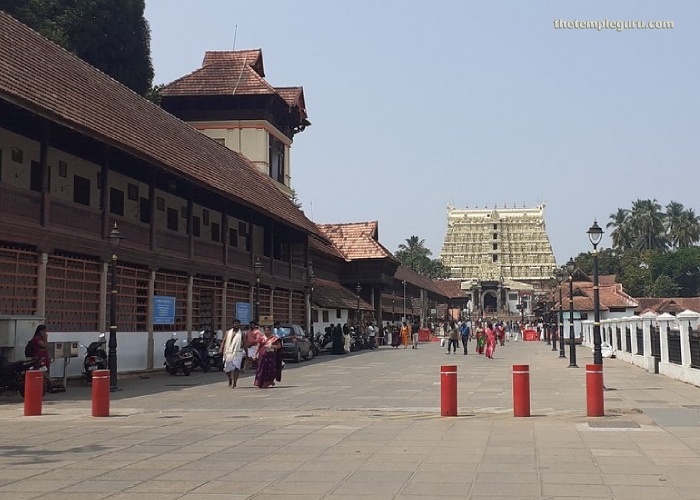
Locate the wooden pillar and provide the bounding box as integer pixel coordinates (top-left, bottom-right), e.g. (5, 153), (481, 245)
(99, 262), (108, 332)
(186, 275), (193, 339)
(146, 269), (155, 370)
(36, 252), (48, 318)
(39, 122), (50, 227)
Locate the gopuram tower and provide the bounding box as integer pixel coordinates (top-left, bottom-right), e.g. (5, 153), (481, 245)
(439, 204), (556, 318)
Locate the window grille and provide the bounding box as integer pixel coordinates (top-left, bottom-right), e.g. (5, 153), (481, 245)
(154, 270), (188, 331)
(0, 245), (37, 315)
(112, 263), (149, 332)
(46, 253), (100, 331)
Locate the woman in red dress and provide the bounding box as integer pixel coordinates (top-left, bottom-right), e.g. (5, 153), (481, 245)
(484, 322), (497, 359)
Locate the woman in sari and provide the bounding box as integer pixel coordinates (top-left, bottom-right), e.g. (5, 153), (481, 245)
(484, 321), (497, 359)
(254, 326), (283, 388)
(475, 323), (485, 355)
(400, 322), (410, 349)
(391, 324), (401, 348)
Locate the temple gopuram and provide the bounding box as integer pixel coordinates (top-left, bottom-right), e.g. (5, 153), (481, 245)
(439, 204), (557, 318)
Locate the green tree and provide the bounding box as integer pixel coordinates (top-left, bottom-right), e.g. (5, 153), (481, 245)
(606, 208), (633, 250)
(629, 198), (668, 251)
(671, 208), (700, 248)
(573, 248), (621, 276)
(0, 0), (154, 96)
(395, 236), (431, 273)
(647, 275), (679, 298)
(650, 247), (700, 297)
(394, 236), (447, 278)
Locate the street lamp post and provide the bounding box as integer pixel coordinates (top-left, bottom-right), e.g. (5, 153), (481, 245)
(107, 222), (124, 392)
(587, 220), (604, 365)
(551, 275), (558, 352)
(545, 299), (551, 345)
(567, 257), (577, 368)
(557, 269), (566, 358)
(253, 258), (263, 323)
(308, 262), (316, 336)
(355, 283), (362, 329)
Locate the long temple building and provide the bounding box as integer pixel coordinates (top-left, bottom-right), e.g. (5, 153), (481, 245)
(440, 204), (557, 317)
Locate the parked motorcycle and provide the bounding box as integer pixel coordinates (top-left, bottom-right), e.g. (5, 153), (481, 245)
(81, 332), (107, 384)
(0, 356), (45, 397)
(184, 332), (210, 372)
(205, 332), (223, 371)
(163, 333), (194, 376)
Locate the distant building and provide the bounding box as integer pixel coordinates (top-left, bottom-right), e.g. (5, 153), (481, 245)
(440, 204), (556, 317)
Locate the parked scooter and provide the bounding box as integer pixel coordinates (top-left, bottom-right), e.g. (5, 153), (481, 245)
(184, 331), (210, 372)
(81, 332), (107, 384)
(163, 333), (193, 376)
(310, 330), (322, 357)
(204, 331), (223, 371)
(0, 356), (45, 397)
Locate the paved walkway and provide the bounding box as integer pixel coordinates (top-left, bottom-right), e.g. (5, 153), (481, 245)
(1, 338), (700, 499)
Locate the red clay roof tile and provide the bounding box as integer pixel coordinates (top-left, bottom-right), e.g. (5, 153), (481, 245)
(0, 13), (321, 238)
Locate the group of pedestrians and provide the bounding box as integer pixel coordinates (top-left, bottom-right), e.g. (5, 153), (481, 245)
(220, 319), (283, 389)
(389, 320), (420, 349)
(441, 319), (509, 359)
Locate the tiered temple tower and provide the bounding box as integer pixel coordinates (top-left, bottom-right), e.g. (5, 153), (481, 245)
(439, 204), (556, 316)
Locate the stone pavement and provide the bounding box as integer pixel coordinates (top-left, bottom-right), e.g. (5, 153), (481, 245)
(1, 338), (700, 500)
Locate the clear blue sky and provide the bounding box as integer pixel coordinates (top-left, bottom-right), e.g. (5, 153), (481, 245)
(145, 1), (700, 266)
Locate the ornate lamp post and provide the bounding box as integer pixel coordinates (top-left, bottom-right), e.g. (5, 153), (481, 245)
(308, 262), (316, 335)
(566, 257), (577, 368)
(557, 269), (566, 358)
(253, 258), (263, 323)
(107, 222), (124, 392)
(587, 220), (604, 365)
(355, 283), (362, 328)
(551, 275), (558, 352)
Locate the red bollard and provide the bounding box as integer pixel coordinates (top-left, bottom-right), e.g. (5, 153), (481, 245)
(512, 364), (531, 417)
(23, 370), (44, 416)
(91, 369), (110, 417)
(586, 364), (604, 417)
(440, 365), (458, 416)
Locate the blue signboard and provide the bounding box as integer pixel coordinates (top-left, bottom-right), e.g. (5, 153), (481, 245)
(153, 296), (176, 325)
(235, 302), (251, 326)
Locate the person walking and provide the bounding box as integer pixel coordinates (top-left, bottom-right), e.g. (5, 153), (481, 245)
(484, 321), (497, 359)
(243, 320), (262, 372)
(391, 324), (401, 348)
(400, 321), (410, 348)
(475, 322), (485, 354)
(221, 318), (244, 388)
(446, 321), (459, 354)
(411, 320), (420, 349)
(367, 321), (376, 349)
(254, 325), (282, 388)
(460, 321), (471, 355)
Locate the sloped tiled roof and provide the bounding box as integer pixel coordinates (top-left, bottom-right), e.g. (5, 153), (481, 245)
(161, 49), (308, 122)
(0, 13), (321, 238)
(555, 281), (638, 312)
(316, 222), (398, 262)
(309, 234), (345, 261)
(432, 279), (469, 299)
(313, 278), (373, 311)
(635, 297), (700, 315)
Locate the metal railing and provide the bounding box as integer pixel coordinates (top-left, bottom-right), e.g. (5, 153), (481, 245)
(667, 326), (681, 365)
(615, 326), (622, 352)
(636, 326), (644, 355)
(625, 326), (632, 353)
(690, 325), (700, 369)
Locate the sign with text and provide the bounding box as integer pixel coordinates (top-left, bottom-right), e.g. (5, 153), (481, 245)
(153, 296), (176, 325)
(235, 302), (251, 326)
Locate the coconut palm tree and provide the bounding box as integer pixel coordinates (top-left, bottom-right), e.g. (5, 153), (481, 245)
(672, 208), (700, 248)
(395, 236), (432, 274)
(665, 201), (685, 248)
(606, 208), (633, 250)
(629, 198), (668, 251)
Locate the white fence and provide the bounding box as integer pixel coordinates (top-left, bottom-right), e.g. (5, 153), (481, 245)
(581, 310), (700, 387)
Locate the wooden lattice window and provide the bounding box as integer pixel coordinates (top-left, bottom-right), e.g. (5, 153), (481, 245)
(193, 274), (222, 332)
(154, 270), (188, 331)
(226, 280), (250, 327)
(112, 264), (149, 332)
(0, 245), (37, 315)
(46, 253), (100, 331)
(273, 288), (290, 324)
(291, 290), (305, 326)
(259, 286), (271, 319)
